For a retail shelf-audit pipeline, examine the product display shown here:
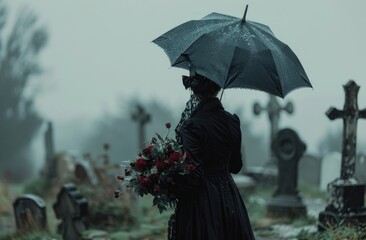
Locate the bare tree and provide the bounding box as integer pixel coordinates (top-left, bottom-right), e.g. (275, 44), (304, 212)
(0, 1), (48, 182)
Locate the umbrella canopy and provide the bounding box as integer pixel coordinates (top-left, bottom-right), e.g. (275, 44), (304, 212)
(153, 7), (312, 98)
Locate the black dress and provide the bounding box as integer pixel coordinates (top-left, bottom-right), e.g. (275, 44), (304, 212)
(173, 97), (255, 240)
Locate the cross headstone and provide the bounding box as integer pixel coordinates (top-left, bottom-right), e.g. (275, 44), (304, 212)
(13, 194), (47, 233)
(266, 128), (307, 218)
(253, 95), (294, 166)
(44, 121), (57, 179)
(318, 80), (366, 231)
(131, 104), (151, 151)
(53, 183), (88, 240)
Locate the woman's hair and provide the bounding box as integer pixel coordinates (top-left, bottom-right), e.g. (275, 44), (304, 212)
(183, 74), (221, 98)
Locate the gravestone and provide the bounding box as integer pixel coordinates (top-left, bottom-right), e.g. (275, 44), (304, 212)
(42, 122), (57, 180)
(355, 153), (366, 183)
(318, 80), (366, 231)
(53, 183), (88, 240)
(319, 152), (341, 191)
(13, 194), (47, 233)
(298, 154), (321, 186)
(74, 159), (99, 186)
(266, 128), (307, 218)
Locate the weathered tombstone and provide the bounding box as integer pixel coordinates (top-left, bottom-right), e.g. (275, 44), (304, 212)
(42, 122), (57, 179)
(13, 194), (47, 233)
(131, 104), (151, 151)
(74, 159), (99, 186)
(319, 152), (341, 191)
(318, 80), (366, 231)
(53, 183), (88, 240)
(266, 128), (307, 218)
(253, 94), (294, 166)
(355, 153), (366, 183)
(298, 154), (321, 186)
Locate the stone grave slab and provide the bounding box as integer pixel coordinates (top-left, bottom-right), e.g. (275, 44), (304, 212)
(13, 194), (47, 233)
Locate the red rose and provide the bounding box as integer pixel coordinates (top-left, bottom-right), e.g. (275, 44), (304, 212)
(184, 164), (196, 171)
(116, 175), (124, 180)
(135, 158), (147, 171)
(155, 160), (166, 172)
(139, 176), (150, 187)
(167, 158), (174, 166)
(184, 152), (192, 162)
(169, 152), (181, 163)
(142, 145), (154, 156)
(150, 173), (159, 183)
(165, 122), (171, 129)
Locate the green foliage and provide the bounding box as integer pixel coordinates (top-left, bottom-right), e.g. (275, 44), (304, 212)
(290, 215), (317, 228)
(109, 224), (166, 240)
(0, 1), (48, 182)
(0, 231), (60, 240)
(298, 181), (326, 199)
(77, 183), (139, 232)
(296, 224), (366, 240)
(22, 177), (50, 198)
(241, 186), (270, 228)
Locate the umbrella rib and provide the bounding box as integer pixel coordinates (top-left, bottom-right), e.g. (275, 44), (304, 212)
(247, 26), (285, 92)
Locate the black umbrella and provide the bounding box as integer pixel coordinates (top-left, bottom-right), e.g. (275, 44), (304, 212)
(153, 6), (312, 98)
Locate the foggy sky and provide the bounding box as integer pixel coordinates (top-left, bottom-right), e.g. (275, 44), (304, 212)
(7, 0), (366, 155)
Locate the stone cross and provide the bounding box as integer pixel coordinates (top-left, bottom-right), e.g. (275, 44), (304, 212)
(326, 80), (366, 180)
(13, 194), (47, 233)
(318, 80), (366, 231)
(44, 121), (57, 179)
(53, 183), (88, 240)
(131, 104), (151, 151)
(253, 94), (294, 165)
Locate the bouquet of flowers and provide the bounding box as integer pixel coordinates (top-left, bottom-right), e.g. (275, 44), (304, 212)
(114, 123), (195, 213)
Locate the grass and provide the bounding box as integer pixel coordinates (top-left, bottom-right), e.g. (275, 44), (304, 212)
(296, 224), (366, 240)
(2, 178), (365, 240)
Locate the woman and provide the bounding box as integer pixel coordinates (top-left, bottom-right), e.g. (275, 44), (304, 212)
(169, 72), (255, 240)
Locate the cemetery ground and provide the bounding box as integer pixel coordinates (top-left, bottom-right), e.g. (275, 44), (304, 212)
(1, 179), (365, 240)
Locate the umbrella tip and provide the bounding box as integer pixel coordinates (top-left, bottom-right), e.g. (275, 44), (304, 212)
(242, 5), (249, 24)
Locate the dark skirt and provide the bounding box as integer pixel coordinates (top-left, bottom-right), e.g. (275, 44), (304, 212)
(171, 173), (255, 240)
